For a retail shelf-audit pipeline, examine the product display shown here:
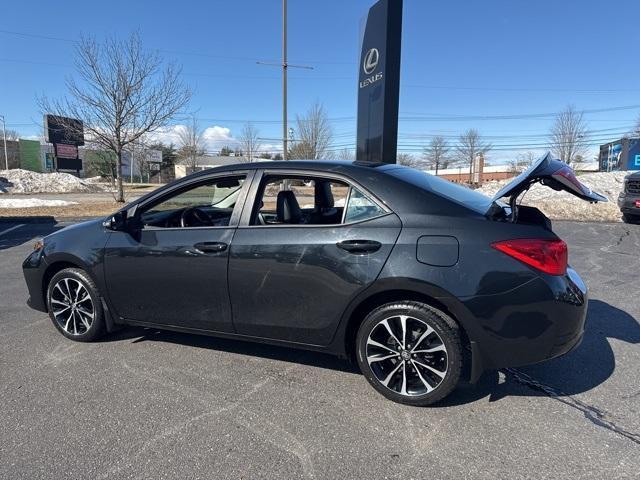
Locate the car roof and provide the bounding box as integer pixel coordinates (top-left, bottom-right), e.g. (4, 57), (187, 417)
(186, 159), (405, 178)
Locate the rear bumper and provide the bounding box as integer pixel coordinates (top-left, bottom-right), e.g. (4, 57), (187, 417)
(459, 267), (588, 373)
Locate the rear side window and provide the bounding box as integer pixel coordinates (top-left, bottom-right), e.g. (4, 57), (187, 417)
(388, 167), (493, 214)
(250, 174), (386, 226)
(345, 188), (385, 223)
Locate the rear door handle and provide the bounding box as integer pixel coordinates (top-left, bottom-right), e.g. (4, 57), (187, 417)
(337, 239), (382, 254)
(193, 242), (228, 254)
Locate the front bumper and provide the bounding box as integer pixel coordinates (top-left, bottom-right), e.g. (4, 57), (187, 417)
(460, 267), (588, 371)
(22, 248), (48, 312)
(618, 192), (640, 215)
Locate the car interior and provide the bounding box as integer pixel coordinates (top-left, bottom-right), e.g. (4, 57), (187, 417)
(252, 176), (348, 225)
(140, 176), (246, 228)
(136, 173), (386, 229)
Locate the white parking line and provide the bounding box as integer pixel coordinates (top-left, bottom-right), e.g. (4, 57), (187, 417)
(0, 224), (25, 237)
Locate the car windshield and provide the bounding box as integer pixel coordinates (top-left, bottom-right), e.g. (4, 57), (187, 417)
(387, 167), (494, 214)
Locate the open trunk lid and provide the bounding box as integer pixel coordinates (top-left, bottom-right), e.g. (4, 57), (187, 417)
(492, 152), (607, 203)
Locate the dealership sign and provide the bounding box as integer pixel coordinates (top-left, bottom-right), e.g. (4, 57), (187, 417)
(54, 143), (78, 159)
(45, 114), (84, 171)
(356, 0), (403, 164)
(44, 115), (84, 146)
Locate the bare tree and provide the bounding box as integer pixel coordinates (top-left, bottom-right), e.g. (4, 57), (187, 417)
(133, 139), (154, 183)
(455, 129), (492, 183)
(237, 122), (262, 163)
(3, 129), (19, 141)
(397, 153), (422, 168)
(335, 148), (355, 161)
(289, 102), (333, 159)
(422, 136), (450, 174)
(632, 116), (640, 137)
(508, 151), (536, 173)
(40, 33), (191, 202)
(549, 105), (588, 165)
(177, 116), (205, 172)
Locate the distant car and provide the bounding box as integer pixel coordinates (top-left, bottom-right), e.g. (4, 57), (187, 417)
(22, 153), (606, 406)
(618, 171), (640, 223)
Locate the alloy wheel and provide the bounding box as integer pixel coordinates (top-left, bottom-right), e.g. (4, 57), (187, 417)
(366, 315), (448, 396)
(49, 277), (95, 336)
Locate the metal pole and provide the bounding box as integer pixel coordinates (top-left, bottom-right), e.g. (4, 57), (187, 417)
(1, 115), (8, 170)
(282, 0), (288, 161)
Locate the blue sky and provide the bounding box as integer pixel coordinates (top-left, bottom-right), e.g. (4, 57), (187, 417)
(1, 0), (640, 163)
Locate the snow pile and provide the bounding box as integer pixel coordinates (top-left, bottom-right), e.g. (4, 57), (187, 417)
(0, 198), (78, 208)
(0, 169), (109, 194)
(476, 171), (628, 222)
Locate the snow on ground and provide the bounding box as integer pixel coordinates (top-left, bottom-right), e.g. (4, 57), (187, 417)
(476, 171), (628, 222)
(0, 169), (110, 194)
(0, 198), (78, 208)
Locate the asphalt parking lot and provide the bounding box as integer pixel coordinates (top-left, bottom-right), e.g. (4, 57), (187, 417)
(1, 220), (638, 479)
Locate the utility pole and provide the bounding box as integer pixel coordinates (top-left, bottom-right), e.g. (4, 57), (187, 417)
(282, 0), (288, 160)
(0, 115), (8, 170)
(257, 0), (312, 161)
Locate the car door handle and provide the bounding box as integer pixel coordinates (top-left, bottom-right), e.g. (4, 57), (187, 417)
(336, 239), (382, 254)
(193, 242), (228, 254)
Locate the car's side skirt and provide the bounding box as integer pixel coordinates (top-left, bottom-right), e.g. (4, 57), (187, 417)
(120, 318), (347, 357)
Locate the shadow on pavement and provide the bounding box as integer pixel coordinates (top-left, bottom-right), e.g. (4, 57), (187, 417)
(101, 326), (360, 374)
(101, 299), (639, 404)
(441, 299), (640, 406)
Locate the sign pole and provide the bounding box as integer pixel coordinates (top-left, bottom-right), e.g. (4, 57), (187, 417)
(356, 0), (403, 164)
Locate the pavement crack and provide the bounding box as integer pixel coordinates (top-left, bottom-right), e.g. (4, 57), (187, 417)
(504, 368), (640, 446)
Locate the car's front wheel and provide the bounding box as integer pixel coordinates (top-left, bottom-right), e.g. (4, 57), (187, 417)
(46, 268), (106, 342)
(356, 301), (462, 406)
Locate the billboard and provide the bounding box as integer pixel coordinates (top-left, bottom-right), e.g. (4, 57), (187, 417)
(599, 138), (640, 171)
(44, 115), (85, 146)
(628, 138), (640, 170)
(356, 0), (403, 164)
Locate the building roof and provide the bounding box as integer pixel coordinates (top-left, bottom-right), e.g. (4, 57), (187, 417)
(176, 155), (249, 167)
(424, 165), (515, 175)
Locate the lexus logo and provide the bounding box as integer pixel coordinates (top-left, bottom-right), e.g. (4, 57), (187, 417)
(363, 48), (380, 75)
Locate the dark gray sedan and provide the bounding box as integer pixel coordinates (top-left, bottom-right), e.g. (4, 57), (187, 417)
(23, 153), (605, 405)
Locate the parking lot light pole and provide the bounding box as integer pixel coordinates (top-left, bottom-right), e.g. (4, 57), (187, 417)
(1, 115), (8, 170)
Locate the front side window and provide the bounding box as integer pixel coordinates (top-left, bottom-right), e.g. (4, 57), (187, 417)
(141, 176), (245, 228)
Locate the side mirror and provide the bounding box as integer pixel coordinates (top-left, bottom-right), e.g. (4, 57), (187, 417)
(103, 211), (127, 231)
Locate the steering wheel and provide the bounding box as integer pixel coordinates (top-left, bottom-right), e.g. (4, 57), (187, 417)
(180, 207), (213, 227)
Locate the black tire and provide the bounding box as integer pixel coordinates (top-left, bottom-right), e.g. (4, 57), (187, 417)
(622, 213), (640, 224)
(356, 301), (462, 406)
(46, 268), (106, 342)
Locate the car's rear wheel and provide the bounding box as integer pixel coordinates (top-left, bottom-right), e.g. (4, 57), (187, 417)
(46, 268), (105, 342)
(622, 213), (640, 224)
(356, 301), (462, 406)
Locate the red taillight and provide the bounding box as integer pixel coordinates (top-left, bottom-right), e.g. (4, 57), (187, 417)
(491, 238), (568, 276)
(552, 166), (588, 195)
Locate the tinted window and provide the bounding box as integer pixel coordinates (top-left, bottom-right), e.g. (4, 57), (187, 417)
(141, 176), (245, 228)
(252, 176), (348, 226)
(345, 188), (385, 223)
(388, 168), (493, 214)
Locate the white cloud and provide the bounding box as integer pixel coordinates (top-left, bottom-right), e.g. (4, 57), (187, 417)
(202, 126), (234, 151)
(147, 124), (236, 153)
